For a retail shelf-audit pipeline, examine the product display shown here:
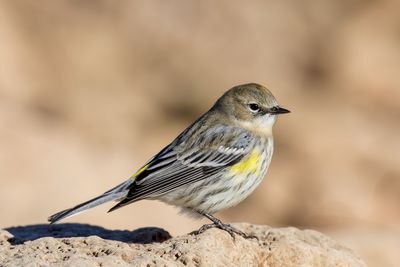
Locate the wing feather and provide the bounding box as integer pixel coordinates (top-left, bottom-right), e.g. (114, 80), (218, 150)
(109, 125), (255, 212)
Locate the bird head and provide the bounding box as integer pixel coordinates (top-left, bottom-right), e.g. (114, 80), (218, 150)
(214, 83), (290, 136)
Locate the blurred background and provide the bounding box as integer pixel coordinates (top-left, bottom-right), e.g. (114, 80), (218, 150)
(0, 0), (399, 266)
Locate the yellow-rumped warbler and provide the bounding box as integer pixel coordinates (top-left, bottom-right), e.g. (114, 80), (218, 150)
(48, 83), (289, 238)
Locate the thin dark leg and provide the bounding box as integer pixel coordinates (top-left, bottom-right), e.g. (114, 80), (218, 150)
(195, 212), (257, 240)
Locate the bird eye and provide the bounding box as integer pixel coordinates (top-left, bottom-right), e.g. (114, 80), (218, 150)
(248, 103), (260, 113)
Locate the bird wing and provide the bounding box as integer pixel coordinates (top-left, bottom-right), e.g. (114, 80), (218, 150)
(108, 125), (255, 212)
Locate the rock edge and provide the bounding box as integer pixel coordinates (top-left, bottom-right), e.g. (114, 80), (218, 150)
(0, 223), (366, 267)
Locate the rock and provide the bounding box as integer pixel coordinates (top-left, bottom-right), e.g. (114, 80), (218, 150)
(0, 223), (366, 267)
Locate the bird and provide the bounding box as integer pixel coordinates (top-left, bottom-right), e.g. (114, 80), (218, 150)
(48, 83), (290, 239)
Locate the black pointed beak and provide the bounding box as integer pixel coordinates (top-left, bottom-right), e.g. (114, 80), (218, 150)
(270, 106), (290, 114)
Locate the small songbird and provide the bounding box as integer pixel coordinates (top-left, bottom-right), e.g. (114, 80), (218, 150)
(48, 83), (290, 238)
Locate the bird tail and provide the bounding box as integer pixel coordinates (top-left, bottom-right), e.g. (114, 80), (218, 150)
(48, 179), (133, 224)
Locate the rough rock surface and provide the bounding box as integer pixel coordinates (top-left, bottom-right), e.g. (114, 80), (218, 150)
(0, 223), (365, 267)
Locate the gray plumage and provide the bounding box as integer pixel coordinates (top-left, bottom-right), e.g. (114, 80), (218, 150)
(48, 83), (289, 240)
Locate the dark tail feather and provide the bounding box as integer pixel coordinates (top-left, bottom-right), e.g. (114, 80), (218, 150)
(48, 180), (133, 224)
(108, 196), (136, 213)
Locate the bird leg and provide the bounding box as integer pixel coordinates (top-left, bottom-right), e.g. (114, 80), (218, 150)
(195, 212), (257, 240)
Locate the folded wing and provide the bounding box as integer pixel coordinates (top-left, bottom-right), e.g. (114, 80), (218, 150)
(108, 125), (254, 212)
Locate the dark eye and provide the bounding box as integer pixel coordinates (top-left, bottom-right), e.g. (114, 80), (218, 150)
(248, 103), (260, 113)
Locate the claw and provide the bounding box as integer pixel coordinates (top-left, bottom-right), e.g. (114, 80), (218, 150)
(193, 211), (258, 240)
(193, 219), (257, 240)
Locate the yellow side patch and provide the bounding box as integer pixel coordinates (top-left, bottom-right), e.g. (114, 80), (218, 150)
(230, 150), (260, 175)
(130, 164), (148, 180)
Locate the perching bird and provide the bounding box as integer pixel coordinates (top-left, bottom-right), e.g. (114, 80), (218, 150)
(48, 83), (290, 238)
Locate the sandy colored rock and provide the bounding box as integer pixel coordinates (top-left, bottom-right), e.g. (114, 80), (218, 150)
(0, 223), (366, 267)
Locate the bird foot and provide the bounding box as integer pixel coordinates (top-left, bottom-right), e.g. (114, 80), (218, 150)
(194, 222), (258, 240)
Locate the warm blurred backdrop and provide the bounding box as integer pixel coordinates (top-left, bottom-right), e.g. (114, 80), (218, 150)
(0, 1), (399, 266)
